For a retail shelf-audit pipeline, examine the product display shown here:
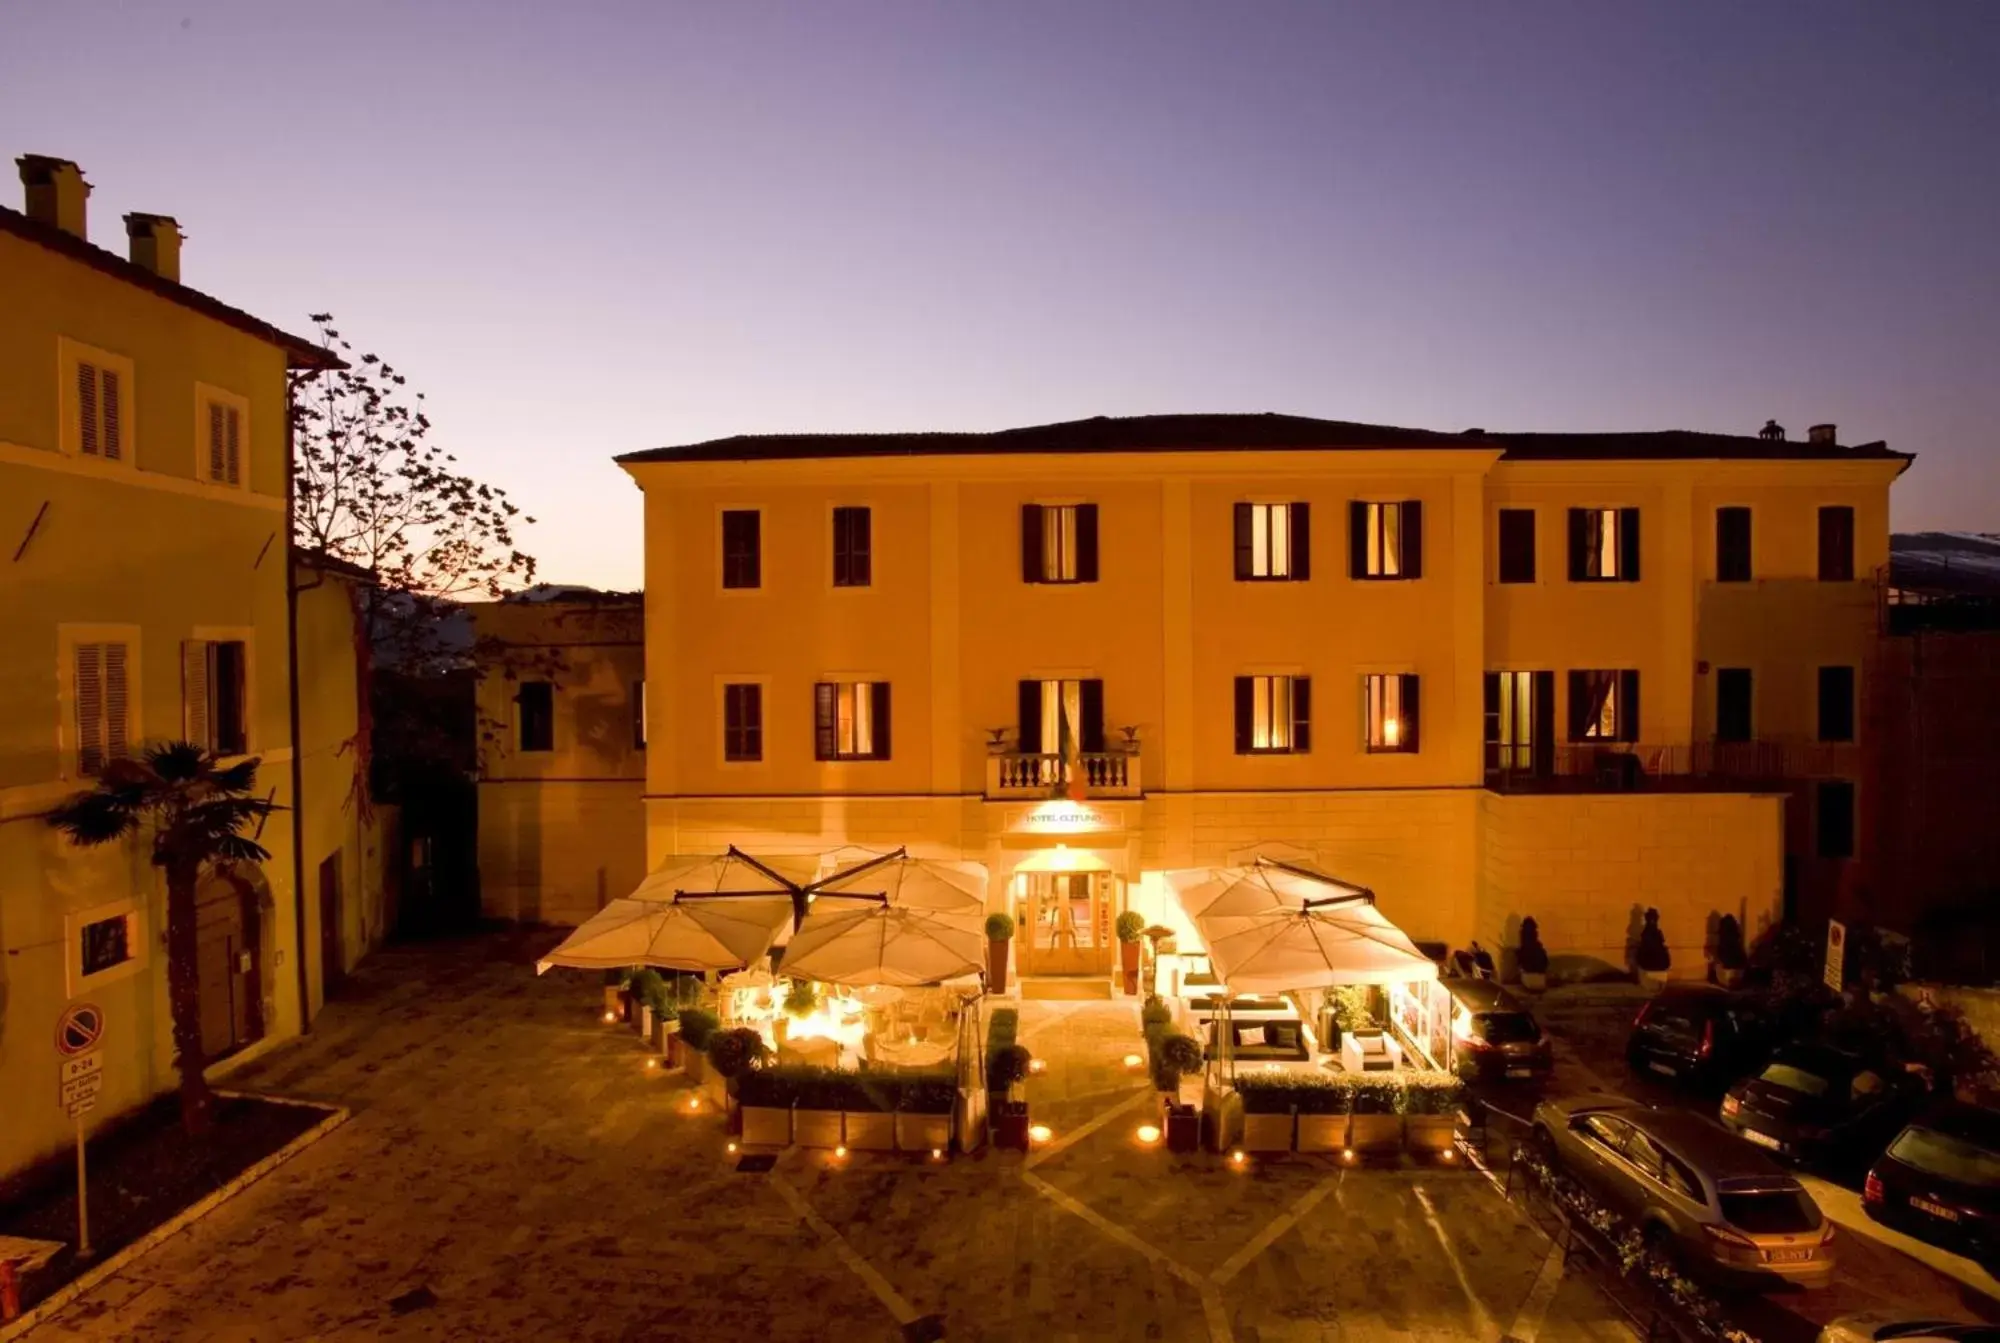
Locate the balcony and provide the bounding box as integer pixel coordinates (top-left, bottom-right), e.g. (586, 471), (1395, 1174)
(986, 750), (1142, 800)
(1486, 740), (1859, 794)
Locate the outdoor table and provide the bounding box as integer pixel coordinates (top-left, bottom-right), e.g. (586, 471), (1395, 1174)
(874, 1039), (952, 1068)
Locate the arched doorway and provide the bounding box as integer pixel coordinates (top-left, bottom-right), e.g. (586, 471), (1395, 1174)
(194, 866), (267, 1060)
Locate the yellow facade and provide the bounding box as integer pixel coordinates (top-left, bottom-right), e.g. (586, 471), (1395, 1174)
(0, 165), (363, 1178)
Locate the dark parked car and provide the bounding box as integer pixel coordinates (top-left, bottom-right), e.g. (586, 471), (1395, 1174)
(1532, 1095), (1835, 1288)
(1627, 985), (1773, 1090)
(1864, 1104), (2000, 1266)
(1445, 979), (1553, 1085)
(1721, 1043), (1928, 1166)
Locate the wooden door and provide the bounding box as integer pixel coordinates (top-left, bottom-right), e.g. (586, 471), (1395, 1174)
(195, 876), (263, 1060)
(1016, 873), (1114, 976)
(319, 853), (345, 999)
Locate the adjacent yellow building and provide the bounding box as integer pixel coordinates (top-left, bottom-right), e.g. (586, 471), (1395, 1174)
(589, 413), (1906, 981)
(0, 156), (383, 1179)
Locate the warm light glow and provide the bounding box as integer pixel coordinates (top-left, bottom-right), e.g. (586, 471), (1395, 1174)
(603, 1011), (617, 1023)
(687, 1097), (702, 1112)
(1383, 717), (1401, 746)
(1230, 1150), (1247, 1166)
(1028, 1058), (1048, 1074)
(1122, 1053), (1143, 1069)
(1135, 1124), (1162, 1145)
(1341, 1149), (1355, 1161)
(834, 1145), (848, 1159)
(1028, 1124), (1053, 1145)
(726, 1142), (738, 1154)
(930, 1148), (943, 1160)
(645, 1058), (658, 1070)
(1441, 1148), (1456, 1162)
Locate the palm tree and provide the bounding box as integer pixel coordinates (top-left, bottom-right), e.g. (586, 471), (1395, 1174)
(48, 743), (280, 1137)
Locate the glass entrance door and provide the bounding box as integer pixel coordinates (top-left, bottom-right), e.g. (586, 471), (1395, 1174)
(1016, 872), (1115, 976)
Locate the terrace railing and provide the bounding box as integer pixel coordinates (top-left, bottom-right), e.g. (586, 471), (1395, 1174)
(986, 750), (1141, 799)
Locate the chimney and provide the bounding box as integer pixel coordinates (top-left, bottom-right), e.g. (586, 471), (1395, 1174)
(1808, 423), (1838, 446)
(17, 154), (90, 238)
(125, 213), (184, 283)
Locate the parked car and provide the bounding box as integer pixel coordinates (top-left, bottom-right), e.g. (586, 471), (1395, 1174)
(1817, 1317), (2000, 1342)
(1531, 1095), (1835, 1288)
(1863, 1103), (2000, 1266)
(1721, 1043), (1929, 1166)
(1444, 978), (1553, 1085)
(1627, 985), (1774, 1091)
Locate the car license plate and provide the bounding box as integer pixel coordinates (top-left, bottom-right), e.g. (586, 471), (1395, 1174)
(1912, 1198), (1961, 1222)
(1506, 1067), (1533, 1079)
(1765, 1248), (1813, 1264)
(1648, 1061), (1677, 1076)
(1742, 1129), (1781, 1151)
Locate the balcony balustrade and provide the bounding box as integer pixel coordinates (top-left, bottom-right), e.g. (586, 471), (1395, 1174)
(986, 750), (1141, 799)
(1485, 739), (1860, 793)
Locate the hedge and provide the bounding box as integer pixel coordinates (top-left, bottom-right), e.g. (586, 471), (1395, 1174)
(1230, 1070), (1464, 1115)
(737, 1064), (957, 1113)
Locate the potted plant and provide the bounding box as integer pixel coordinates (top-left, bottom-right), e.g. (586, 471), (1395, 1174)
(793, 1066), (846, 1149)
(1295, 1075), (1352, 1153)
(677, 1007), (720, 1082)
(1347, 1074), (1403, 1153)
(1153, 1032), (1204, 1107)
(1115, 911), (1146, 995)
(1714, 914), (1748, 989)
(1517, 918), (1550, 993)
(843, 1073), (898, 1151)
(629, 968), (666, 1038)
(736, 1063), (797, 1147)
(989, 1044), (1033, 1150)
(705, 1026), (766, 1118)
(1324, 985), (1372, 1053)
(986, 912), (1015, 994)
(895, 1070), (956, 1153)
(1636, 907), (1672, 990)
(1402, 1071), (1464, 1156)
(1235, 1077), (1297, 1152)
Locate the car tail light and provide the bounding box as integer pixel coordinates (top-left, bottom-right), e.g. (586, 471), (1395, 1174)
(1701, 1223), (1759, 1262)
(1721, 1095), (1740, 1117)
(1819, 1221), (1837, 1245)
(1864, 1171), (1883, 1204)
(1634, 1001), (1653, 1028)
(1698, 1020), (1715, 1060)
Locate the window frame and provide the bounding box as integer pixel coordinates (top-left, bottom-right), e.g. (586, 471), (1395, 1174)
(517, 680), (556, 753)
(1817, 505), (1856, 583)
(1022, 502), (1099, 585)
(721, 680), (765, 763)
(1233, 673), (1312, 754)
(1234, 502), (1310, 582)
(1569, 668), (1641, 744)
(1350, 500), (1424, 581)
(1816, 779), (1857, 859)
(814, 679), (892, 761)
(831, 504), (873, 589)
(1485, 669), (1554, 775)
(1715, 506), (1753, 583)
(1497, 508), (1536, 584)
(57, 624), (142, 780)
(194, 382), (250, 490)
(66, 897), (148, 996)
(57, 336), (136, 467)
(720, 508), (763, 590)
(186, 629), (254, 757)
(1363, 672), (1421, 753)
(1715, 667), (1753, 744)
(1568, 507), (1641, 583)
(1817, 666), (1856, 744)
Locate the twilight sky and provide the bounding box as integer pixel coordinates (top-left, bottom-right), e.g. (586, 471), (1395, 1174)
(5, 0), (1997, 588)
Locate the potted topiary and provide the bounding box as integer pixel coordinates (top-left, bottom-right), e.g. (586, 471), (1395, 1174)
(705, 1026), (767, 1118)
(1402, 1071), (1464, 1156)
(895, 1070), (956, 1153)
(1517, 918), (1550, 993)
(989, 1044), (1033, 1150)
(1636, 907), (1672, 990)
(737, 1062), (798, 1147)
(792, 1066), (846, 1149)
(1347, 1074), (1403, 1153)
(985, 912), (1016, 993)
(1296, 1075), (1352, 1153)
(629, 968), (666, 1038)
(1235, 1077), (1297, 1152)
(1153, 1031), (1203, 1124)
(677, 1007), (720, 1083)
(1714, 914), (1747, 989)
(1115, 911), (1146, 995)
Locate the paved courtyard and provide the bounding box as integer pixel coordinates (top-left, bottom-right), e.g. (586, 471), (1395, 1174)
(25, 932), (1637, 1342)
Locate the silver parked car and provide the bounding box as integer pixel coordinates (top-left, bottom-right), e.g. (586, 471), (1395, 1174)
(1531, 1094), (1835, 1288)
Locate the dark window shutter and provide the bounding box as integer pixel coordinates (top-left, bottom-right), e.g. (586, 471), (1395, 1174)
(1292, 677), (1311, 753)
(1021, 504), (1044, 583)
(1290, 503), (1311, 580)
(1567, 509), (1588, 582)
(1074, 504), (1099, 582)
(1348, 501), (1368, 578)
(1482, 672), (1501, 773)
(870, 682), (892, 759)
(1402, 675), (1421, 752)
(1716, 507), (1752, 582)
(1079, 679), (1105, 754)
(833, 507), (871, 587)
(1233, 503), (1254, 580)
(744, 685), (763, 760)
(1499, 510), (1535, 583)
(1618, 508), (1641, 581)
(1818, 666), (1856, 742)
(213, 641), (246, 755)
(101, 368), (121, 460)
(1017, 680), (1043, 753)
(1532, 671), (1556, 775)
(1619, 669), (1641, 742)
(1819, 506), (1855, 582)
(1716, 669), (1752, 743)
(1567, 670), (1590, 741)
(1233, 677), (1254, 754)
(814, 683), (837, 760)
(1402, 502), (1423, 579)
(855, 507), (872, 585)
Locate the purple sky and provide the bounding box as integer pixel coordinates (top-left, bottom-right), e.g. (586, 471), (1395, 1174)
(6, 1), (1997, 588)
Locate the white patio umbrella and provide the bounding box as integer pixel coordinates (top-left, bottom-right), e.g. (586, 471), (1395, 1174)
(1167, 859), (1437, 992)
(534, 894), (792, 974)
(628, 849), (820, 903)
(811, 850), (987, 921)
(779, 905), (986, 987)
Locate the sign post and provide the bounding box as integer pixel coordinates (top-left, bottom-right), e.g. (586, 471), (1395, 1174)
(1824, 920), (1847, 994)
(55, 1004), (105, 1260)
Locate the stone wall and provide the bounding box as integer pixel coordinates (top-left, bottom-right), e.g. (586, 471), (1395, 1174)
(479, 780), (646, 925)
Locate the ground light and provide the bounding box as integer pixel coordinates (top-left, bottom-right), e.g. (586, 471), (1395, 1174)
(1341, 1149), (1355, 1162)
(1028, 1124), (1053, 1145)
(602, 1011), (617, 1023)
(645, 1058), (658, 1070)
(726, 1142), (738, 1155)
(686, 1096), (702, 1113)
(930, 1149), (943, 1161)
(834, 1145), (848, 1159)
(1122, 1054), (1143, 1069)
(1230, 1150), (1247, 1167)
(1135, 1124), (1161, 1145)
(1028, 1058), (1048, 1074)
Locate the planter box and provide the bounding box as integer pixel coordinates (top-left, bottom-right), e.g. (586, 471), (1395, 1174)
(1241, 1111), (1295, 1153)
(993, 1101), (1031, 1152)
(795, 1109), (844, 1149)
(701, 1069), (729, 1109)
(654, 1019), (678, 1056)
(988, 940), (1009, 995)
(1296, 1113), (1350, 1153)
(845, 1111), (896, 1151)
(1165, 1104), (1201, 1154)
(896, 1112), (952, 1153)
(742, 1105), (793, 1148)
(1348, 1113), (1402, 1153)
(604, 985), (624, 1017)
(1519, 971), (1547, 993)
(1639, 969), (1670, 991)
(1120, 941), (1141, 996)
(1405, 1114), (1457, 1155)
(638, 1004), (653, 1038)
(684, 1048), (705, 1084)
(1716, 966), (1745, 989)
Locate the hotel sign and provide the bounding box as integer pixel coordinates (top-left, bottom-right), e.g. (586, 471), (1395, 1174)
(1007, 801), (1125, 835)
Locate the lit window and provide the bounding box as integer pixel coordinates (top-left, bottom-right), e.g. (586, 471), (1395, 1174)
(1022, 504), (1098, 583)
(1235, 503), (1309, 580)
(1485, 670), (1550, 772)
(1364, 674), (1420, 753)
(1569, 669), (1639, 743)
(1568, 508), (1640, 582)
(183, 638), (248, 755)
(1234, 675), (1310, 754)
(1351, 501), (1423, 579)
(815, 681), (890, 760)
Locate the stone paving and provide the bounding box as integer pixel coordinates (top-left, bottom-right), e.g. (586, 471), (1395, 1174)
(23, 932), (1636, 1343)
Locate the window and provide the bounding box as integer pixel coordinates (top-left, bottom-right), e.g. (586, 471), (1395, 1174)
(64, 342), (129, 462)
(1716, 507), (1752, 582)
(1018, 679), (1106, 756)
(723, 683), (763, 762)
(721, 509), (761, 589)
(632, 681), (647, 751)
(1349, 501), (1423, 579)
(1234, 503), (1309, 580)
(200, 391), (245, 487)
(1364, 674), (1419, 753)
(1021, 503), (1098, 584)
(1818, 666), (1856, 743)
(1234, 675), (1311, 754)
(1817, 780), (1856, 859)
(1567, 507), (1640, 582)
(518, 681), (554, 752)
(1715, 668), (1753, 743)
(1818, 506), (1855, 582)
(1568, 669), (1640, 742)
(832, 506), (872, 587)
(183, 639), (248, 755)
(815, 681), (890, 760)
(1498, 509), (1536, 583)
(73, 641), (132, 776)
(1484, 670), (1553, 775)
(81, 912), (132, 976)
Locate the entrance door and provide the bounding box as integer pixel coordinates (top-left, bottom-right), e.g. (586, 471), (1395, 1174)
(319, 853), (345, 1000)
(195, 876), (262, 1060)
(1015, 872), (1115, 976)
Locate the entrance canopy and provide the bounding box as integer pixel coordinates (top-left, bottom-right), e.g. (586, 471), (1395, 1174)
(1166, 858), (1437, 993)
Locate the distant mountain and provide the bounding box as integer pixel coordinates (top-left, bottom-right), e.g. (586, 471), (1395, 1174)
(1892, 532), (2000, 598)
